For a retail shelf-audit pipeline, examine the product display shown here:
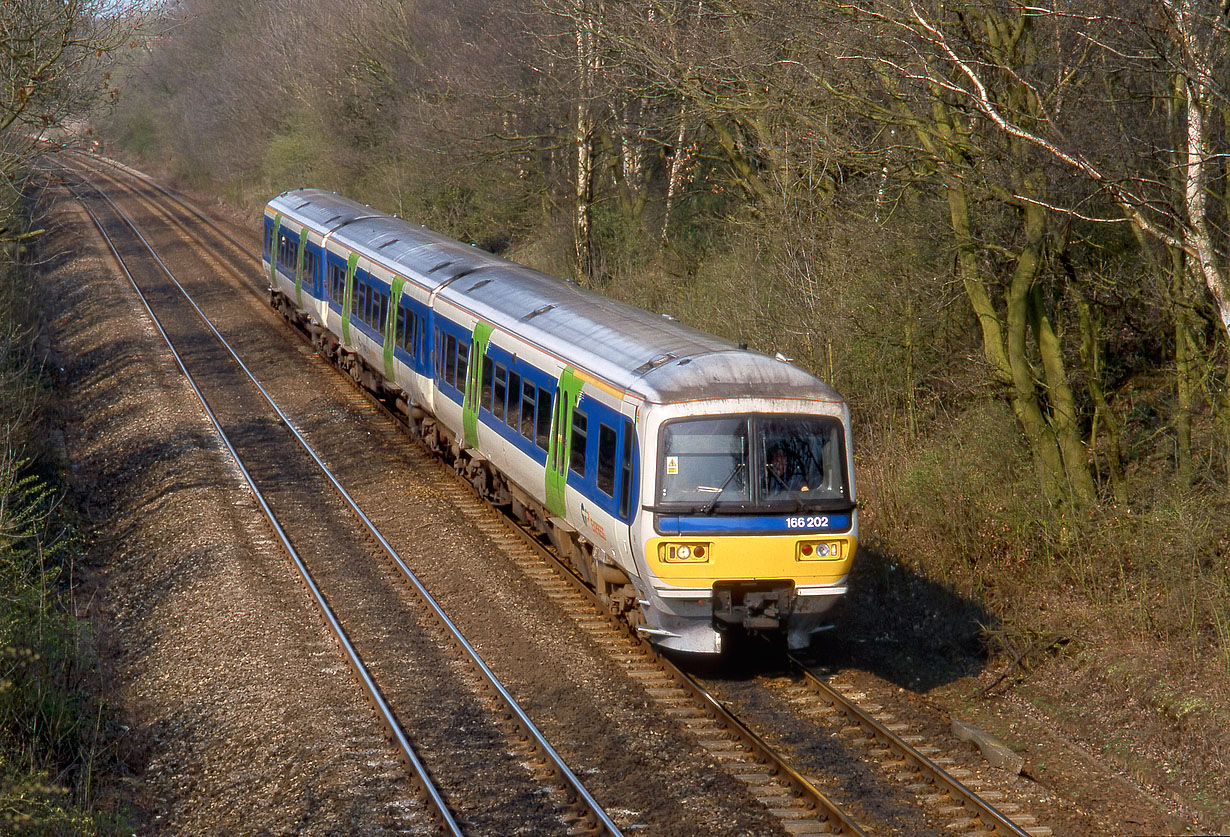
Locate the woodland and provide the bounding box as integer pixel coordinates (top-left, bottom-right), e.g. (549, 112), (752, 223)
(1, 0), (1229, 829)
(108, 0), (1230, 660)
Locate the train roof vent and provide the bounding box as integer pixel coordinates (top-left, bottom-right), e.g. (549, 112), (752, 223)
(467, 278), (493, 291)
(429, 259), (455, 273)
(634, 352), (677, 374)
(522, 302), (557, 322)
(296, 200), (312, 209)
(325, 214), (342, 223)
(377, 238), (400, 249)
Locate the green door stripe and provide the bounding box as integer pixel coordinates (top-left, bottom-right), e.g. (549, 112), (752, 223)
(294, 232), (306, 307)
(462, 322), (494, 448)
(546, 367), (584, 518)
(342, 252), (358, 345)
(384, 277), (406, 380)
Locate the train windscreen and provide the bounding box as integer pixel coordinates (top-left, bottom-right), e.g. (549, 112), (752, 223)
(658, 415), (847, 512)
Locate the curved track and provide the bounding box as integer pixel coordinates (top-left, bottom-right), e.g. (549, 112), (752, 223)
(57, 159), (621, 837)
(56, 154), (1053, 837)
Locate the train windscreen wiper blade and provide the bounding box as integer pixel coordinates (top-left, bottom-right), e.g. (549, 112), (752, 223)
(699, 462), (744, 515)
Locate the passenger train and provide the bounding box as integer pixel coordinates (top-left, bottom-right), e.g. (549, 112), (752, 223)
(263, 189), (857, 655)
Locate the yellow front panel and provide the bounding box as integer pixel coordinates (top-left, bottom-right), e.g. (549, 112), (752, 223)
(647, 535), (856, 588)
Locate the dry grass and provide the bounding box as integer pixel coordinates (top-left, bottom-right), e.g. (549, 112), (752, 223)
(857, 395), (1230, 827)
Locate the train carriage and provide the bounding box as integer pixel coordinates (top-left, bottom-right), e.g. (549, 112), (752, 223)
(263, 188), (857, 655)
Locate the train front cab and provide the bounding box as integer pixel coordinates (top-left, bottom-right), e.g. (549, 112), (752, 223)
(632, 399), (857, 655)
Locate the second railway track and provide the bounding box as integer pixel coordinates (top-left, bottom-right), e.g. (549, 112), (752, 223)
(58, 160), (620, 835)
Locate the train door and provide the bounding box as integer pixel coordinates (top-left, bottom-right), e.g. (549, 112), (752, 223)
(294, 232), (307, 307)
(462, 321), (493, 448)
(546, 368), (584, 518)
(341, 252), (358, 346)
(268, 213), (281, 287)
(383, 276), (407, 381)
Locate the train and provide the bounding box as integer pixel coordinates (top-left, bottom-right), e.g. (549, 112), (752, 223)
(262, 189), (857, 655)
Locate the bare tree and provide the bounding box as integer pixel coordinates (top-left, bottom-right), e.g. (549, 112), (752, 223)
(841, 1), (1230, 360)
(1, 0), (141, 239)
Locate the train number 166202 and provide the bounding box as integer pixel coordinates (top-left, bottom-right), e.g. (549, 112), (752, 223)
(785, 516), (830, 529)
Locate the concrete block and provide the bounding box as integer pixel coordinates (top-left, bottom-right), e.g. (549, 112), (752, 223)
(951, 717), (1025, 775)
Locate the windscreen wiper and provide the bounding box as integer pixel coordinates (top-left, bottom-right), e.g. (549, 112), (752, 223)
(699, 462), (745, 515)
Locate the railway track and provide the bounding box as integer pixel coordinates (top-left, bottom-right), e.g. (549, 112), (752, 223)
(57, 161), (621, 836)
(55, 154), (1054, 837)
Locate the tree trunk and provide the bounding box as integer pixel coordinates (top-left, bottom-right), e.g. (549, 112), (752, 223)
(1001, 194), (1071, 502)
(661, 116), (689, 245)
(1077, 297), (1127, 505)
(572, 7), (598, 283)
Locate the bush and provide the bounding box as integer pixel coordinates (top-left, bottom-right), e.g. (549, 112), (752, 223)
(0, 222), (121, 834)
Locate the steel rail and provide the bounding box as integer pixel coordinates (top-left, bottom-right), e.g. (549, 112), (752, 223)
(68, 151), (260, 261)
(490, 508), (868, 836)
(787, 658), (1032, 837)
(67, 182), (464, 837)
(74, 157), (1029, 837)
(62, 163), (623, 836)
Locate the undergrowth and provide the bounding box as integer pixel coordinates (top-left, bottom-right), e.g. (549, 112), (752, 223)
(864, 398), (1230, 681)
(0, 215), (120, 833)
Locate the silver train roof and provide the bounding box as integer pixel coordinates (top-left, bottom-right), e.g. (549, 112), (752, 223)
(268, 189), (843, 406)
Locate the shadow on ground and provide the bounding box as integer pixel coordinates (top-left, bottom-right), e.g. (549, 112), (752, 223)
(800, 545), (992, 691)
(704, 545), (994, 692)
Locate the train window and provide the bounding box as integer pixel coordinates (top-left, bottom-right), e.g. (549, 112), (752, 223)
(569, 409), (588, 477)
(481, 356), (494, 412)
(328, 263), (343, 301)
(398, 305), (417, 354)
(659, 417), (751, 508)
(455, 337), (469, 390)
(521, 381), (536, 442)
(443, 334), (457, 386)
(596, 422), (616, 497)
(493, 364), (507, 422)
(378, 291), (388, 331)
(619, 418), (634, 520)
(536, 387), (552, 451)
(758, 416), (845, 502)
(506, 371), (521, 428)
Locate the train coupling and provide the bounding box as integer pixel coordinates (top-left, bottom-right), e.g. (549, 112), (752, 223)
(712, 582), (793, 631)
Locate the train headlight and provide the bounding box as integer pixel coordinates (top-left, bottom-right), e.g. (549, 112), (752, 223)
(659, 542), (712, 563)
(797, 540), (843, 561)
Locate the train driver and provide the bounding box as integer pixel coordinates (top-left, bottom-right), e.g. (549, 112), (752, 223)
(766, 447), (808, 494)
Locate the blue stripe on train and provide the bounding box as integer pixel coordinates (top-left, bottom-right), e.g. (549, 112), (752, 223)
(658, 512), (852, 536)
